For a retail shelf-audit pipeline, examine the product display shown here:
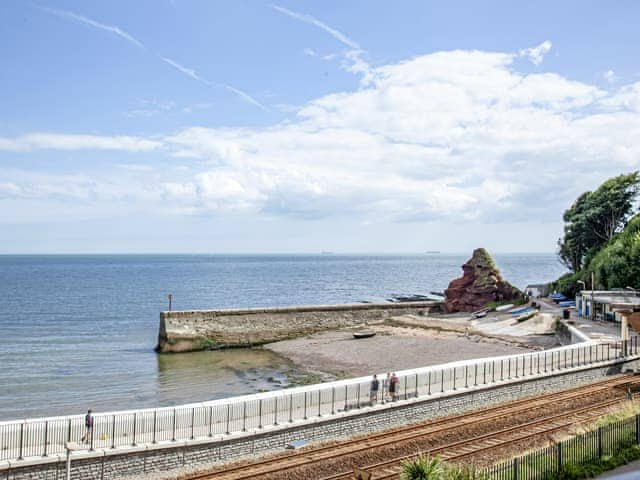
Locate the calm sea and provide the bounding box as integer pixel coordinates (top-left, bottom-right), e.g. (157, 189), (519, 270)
(0, 254), (565, 420)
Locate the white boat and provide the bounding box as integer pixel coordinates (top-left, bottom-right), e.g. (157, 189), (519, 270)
(495, 304), (515, 312)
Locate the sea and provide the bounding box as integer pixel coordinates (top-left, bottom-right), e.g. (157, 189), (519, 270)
(0, 253), (566, 421)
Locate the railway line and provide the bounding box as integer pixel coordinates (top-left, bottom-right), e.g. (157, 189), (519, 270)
(182, 375), (639, 480)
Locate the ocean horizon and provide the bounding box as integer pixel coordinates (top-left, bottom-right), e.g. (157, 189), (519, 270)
(0, 253), (566, 420)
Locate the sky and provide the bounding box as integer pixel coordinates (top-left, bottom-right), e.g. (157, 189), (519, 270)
(1, 0), (639, 254)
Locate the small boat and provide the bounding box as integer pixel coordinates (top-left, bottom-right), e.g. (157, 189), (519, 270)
(353, 331), (376, 339)
(472, 311), (488, 318)
(495, 304), (515, 312)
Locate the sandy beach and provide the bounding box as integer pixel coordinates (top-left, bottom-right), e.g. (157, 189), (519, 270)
(265, 314), (558, 378)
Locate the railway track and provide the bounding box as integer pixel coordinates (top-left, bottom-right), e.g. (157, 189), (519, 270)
(185, 375), (638, 480)
(324, 396), (629, 479)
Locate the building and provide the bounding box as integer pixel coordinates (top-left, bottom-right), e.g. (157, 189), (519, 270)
(525, 284), (549, 298)
(576, 289), (640, 322)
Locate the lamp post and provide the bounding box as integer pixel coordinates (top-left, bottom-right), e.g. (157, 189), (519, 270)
(577, 281), (586, 318)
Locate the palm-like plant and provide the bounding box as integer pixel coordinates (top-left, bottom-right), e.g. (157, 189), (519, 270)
(443, 464), (489, 480)
(400, 456), (444, 480)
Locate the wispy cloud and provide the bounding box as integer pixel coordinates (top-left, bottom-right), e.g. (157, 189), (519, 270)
(0, 133), (161, 152)
(37, 6), (145, 49)
(270, 4), (359, 49)
(37, 6), (265, 110)
(160, 56), (212, 86)
(223, 84), (268, 111)
(161, 56), (266, 110)
(519, 40), (552, 66)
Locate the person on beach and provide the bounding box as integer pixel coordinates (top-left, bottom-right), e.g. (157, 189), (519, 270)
(81, 409), (94, 444)
(370, 374), (380, 403)
(389, 373), (399, 401)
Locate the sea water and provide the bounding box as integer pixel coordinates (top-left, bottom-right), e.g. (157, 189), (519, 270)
(0, 254), (565, 420)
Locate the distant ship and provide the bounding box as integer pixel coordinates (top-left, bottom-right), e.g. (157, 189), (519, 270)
(425, 250), (441, 254)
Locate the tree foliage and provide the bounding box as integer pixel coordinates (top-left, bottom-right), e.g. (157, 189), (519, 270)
(558, 172), (640, 272)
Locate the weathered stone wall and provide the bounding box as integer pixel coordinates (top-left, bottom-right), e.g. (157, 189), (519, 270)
(156, 301), (440, 353)
(4, 358), (638, 480)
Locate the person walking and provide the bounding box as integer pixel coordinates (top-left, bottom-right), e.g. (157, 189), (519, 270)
(370, 374), (380, 404)
(81, 409), (94, 444)
(389, 373), (399, 401)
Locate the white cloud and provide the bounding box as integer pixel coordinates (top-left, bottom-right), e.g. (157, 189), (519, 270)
(604, 69), (618, 84)
(6, 47), (640, 227)
(0, 133), (161, 152)
(37, 6), (145, 48)
(519, 40), (552, 66)
(303, 48), (317, 57)
(270, 4), (359, 49)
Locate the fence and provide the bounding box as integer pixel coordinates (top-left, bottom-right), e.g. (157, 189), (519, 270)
(485, 414), (640, 479)
(1, 338), (638, 463)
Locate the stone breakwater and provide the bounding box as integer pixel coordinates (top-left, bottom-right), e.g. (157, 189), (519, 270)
(156, 301), (440, 353)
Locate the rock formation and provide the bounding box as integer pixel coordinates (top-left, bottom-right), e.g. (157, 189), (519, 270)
(444, 248), (522, 313)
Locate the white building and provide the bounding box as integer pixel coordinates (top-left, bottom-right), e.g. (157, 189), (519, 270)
(576, 290), (640, 322)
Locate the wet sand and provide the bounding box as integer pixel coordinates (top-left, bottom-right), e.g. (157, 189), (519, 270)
(265, 318), (550, 378)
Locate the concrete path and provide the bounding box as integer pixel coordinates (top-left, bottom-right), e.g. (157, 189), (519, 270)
(596, 459), (640, 479)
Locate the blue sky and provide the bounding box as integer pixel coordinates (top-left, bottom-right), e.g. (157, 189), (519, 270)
(1, 1), (639, 253)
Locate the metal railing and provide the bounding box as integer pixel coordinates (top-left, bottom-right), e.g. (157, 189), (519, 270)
(485, 413), (640, 479)
(1, 338), (637, 462)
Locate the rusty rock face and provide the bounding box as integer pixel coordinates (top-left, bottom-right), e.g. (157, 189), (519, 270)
(444, 248), (522, 313)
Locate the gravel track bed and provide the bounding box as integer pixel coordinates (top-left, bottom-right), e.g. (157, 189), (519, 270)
(255, 390), (625, 480)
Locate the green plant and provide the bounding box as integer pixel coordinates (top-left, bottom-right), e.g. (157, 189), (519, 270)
(443, 464), (488, 480)
(400, 456), (443, 480)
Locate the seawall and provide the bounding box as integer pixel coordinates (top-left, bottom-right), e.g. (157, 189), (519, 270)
(156, 301), (440, 353)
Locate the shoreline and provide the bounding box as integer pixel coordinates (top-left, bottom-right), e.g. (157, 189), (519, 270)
(266, 314), (560, 379)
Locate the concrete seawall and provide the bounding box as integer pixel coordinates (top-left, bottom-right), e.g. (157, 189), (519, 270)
(156, 301), (440, 353)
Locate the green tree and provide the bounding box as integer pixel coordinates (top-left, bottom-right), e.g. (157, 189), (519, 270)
(558, 172), (640, 272)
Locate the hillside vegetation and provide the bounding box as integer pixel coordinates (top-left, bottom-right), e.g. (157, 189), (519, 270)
(551, 171), (640, 296)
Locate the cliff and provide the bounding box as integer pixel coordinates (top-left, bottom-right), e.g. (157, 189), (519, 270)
(444, 248), (522, 313)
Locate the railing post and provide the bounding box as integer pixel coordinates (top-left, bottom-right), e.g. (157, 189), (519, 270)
(208, 406), (213, 437)
(291, 393), (295, 421)
(318, 391), (322, 417)
(453, 367), (457, 390)
(571, 348), (574, 367)
(226, 404), (231, 434)
(112, 414), (116, 448)
(474, 364), (478, 386)
(242, 402), (247, 431)
(258, 399), (263, 428)
(636, 414), (640, 445)
(607, 343), (611, 360)
(132, 412), (138, 446)
(344, 386), (348, 411)
(18, 422), (24, 460)
(440, 369), (444, 393)
(513, 457), (519, 480)
(427, 371), (431, 395)
(598, 426), (603, 458)
(67, 418), (72, 444)
(415, 373), (418, 397)
(331, 387), (336, 414)
(90, 417), (95, 451)
(464, 365), (469, 388)
(500, 359), (504, 381)
(483, 362), (487, 384)
(544, 352), (547, 372)
(508, 358), (511, 379)
(274, 397), (279, 425)
(492, 361), (495, 383)
(557, 442), (563, 472)
(403, 376), (408, 400)
(172, 409), (177, 441)
(43, 421), (49, 457)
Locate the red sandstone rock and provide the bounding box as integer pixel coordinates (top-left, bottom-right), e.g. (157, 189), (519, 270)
(444, 248), (522, 313)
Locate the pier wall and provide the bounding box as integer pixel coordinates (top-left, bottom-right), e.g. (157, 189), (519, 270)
(3, 356), (639, 480)
(156, 301), (439, 353)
